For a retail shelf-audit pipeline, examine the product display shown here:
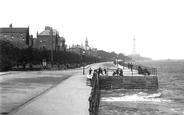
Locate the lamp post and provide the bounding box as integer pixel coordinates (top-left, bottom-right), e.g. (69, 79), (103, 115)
(56, 33), (60, 69)
(123, 54), (125, 69)
(50, 28), (53, 68)
(117, 55), (118, 68)
(82, 49), (86, 74)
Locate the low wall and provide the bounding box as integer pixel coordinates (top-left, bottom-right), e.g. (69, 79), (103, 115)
(99, 76), (158, 89)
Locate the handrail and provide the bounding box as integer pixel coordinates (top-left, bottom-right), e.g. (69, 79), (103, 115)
(118, 61), (157, 76)
(88, 72), (100, 115)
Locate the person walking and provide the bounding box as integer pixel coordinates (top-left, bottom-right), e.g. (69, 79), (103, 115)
(130, 63), (133, 71)
(116, 68), (119, 76)
(104, 67), (107, 75)
(119, 69), (123, 76)
(89, 67), (92, 75)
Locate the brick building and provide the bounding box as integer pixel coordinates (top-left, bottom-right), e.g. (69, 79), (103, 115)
(68, 44), (83, 55)
(0, 24), (30, 48)
(58, 37), (66, 51)
(36, 26), (65, 51)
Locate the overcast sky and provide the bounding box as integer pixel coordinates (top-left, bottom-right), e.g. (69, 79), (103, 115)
(1, 0), (184, 60)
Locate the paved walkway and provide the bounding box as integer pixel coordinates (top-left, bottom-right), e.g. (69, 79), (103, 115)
(11, 73), (91, 115)
(8, 62), (144, 115)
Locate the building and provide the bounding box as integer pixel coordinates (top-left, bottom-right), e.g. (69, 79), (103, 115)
(0, 24), (30, 48)
(58, 37), (66, 51)
(68, 44), (83, 55)
(32, 37), (38, 49)
(67, 38), (99, 58)
(36, 26), (66, 51)
(84, 38), (98, 57)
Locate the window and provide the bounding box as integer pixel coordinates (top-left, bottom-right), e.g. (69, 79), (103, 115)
(43, 45), (46, 50)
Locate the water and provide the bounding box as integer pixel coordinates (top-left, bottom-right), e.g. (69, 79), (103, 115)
(98, 60), (184, 115)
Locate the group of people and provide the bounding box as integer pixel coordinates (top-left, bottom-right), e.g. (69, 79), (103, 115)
(137, 65), (150, 75)
(89, 67), (107, 76)
(112, 68), (124, 76)
(127, 63), (133, 71)
(89, 67), (125, 77)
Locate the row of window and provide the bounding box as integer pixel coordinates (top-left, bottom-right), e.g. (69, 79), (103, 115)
(3, 34), (25, 40)
(40, 40), (46, 43)
(4, 33), (23, 38)
(39, 40), (56, 44)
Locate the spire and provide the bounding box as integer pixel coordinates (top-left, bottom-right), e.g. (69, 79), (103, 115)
(85, 37), (88, 50)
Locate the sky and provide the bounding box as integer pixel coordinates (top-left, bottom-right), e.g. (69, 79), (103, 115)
(1, 0), (184, 60)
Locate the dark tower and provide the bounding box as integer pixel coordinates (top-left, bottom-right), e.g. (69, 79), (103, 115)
(85, 37), (88, 50)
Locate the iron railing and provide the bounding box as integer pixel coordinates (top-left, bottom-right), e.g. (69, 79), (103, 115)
(88, 73), (100, 115)
(118, 61), (157, 76)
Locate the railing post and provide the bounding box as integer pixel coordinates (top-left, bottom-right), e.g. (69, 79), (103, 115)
(88, 96), (92, 115)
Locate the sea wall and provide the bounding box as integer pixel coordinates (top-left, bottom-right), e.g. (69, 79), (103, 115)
(99, 75), (158, 89)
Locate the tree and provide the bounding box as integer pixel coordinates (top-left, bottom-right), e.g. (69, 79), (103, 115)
(0, 40), (20, 71)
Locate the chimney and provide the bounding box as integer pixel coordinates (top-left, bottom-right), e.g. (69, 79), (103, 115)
(9, 23), (12, 28)
(45, 26), (51, 30)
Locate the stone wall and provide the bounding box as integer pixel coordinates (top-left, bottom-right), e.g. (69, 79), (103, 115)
(99, 75), (158, 89)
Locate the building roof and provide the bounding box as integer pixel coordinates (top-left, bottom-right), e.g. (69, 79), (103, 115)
(70, 44), (82, 49)
(0, 28), (29, 33)
(39, 29), (57, 36)
(38, 27), (57, 36)
(60, 37), (65, 41)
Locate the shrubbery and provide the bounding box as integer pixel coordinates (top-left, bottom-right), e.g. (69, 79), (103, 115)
(0, 40), (103, 71)
(0, 40), (20, 71)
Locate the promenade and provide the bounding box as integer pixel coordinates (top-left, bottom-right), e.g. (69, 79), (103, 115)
(10, 73), (91, 115)
(7, 62), (141, 115)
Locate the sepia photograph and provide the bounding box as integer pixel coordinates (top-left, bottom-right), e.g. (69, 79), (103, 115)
(0, 0), (184, 115)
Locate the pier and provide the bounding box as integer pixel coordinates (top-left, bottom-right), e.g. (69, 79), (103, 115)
(88, 62), (158, 115)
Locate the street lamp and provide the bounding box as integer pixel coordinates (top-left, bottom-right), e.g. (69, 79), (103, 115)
(123, 54), (125, 69)
(117, 55), (118, 68)
(82, 49), (86, 74)
(50, 28), (53, 68)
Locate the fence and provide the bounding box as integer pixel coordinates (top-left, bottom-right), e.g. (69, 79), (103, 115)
(88, 73), (100, 115)
(118, 61), (157, 76)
